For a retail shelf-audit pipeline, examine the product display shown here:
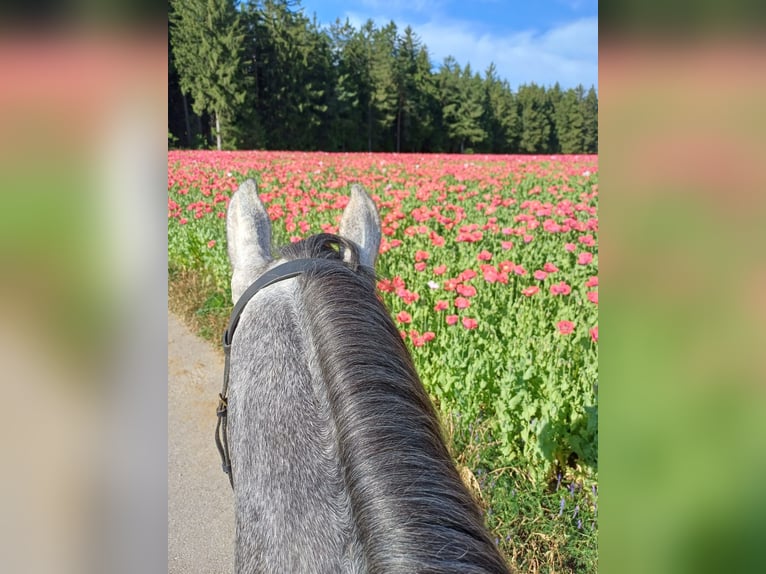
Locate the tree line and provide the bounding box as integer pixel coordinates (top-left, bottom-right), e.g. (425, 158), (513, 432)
(169, 0), (598, 154)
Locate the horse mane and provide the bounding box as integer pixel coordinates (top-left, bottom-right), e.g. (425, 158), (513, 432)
(278, 233), (510, 573)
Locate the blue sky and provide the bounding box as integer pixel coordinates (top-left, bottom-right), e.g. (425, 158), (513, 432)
(296, 0), (598, 91)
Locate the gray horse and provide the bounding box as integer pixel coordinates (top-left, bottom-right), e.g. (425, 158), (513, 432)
(224, 179), (510, 573)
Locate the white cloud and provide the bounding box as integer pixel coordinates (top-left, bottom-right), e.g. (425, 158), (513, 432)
(417, 17), (597, 89)
(341, 12), (598, 90)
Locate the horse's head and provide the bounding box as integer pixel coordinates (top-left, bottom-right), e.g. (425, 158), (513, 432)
(226, 179), (381, 301)
(221, 178), (511, 573)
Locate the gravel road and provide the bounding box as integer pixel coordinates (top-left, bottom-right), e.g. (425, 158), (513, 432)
(168, 312), (234, 573)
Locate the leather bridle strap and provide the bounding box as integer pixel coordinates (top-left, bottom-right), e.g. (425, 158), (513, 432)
(216, 258), (320, 489)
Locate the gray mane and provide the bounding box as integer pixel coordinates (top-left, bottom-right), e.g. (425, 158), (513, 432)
(282, 235), (505, 572)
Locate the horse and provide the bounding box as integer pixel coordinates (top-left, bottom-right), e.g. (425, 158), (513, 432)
(221, 179), (511, 573)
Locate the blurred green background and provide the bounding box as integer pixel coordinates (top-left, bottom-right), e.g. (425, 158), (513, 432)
(0, 4), (167, 574)
(601, 1), (766, 573)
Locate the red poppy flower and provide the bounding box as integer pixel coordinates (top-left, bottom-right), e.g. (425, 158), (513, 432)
(396, 311), (412, 324)
(550, 282), (572, 296)
(456, 284), (477, 298)
(455, 297), (471, 309)
(477, 250), (493, 261)
(557, 320), (575, 335)
(459, 269), (477, 282)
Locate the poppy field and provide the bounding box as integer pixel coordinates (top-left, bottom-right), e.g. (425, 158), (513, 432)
(168, 150), (598, 571)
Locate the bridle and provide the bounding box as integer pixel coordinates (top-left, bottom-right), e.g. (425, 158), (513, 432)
(215, 258), (320, 489)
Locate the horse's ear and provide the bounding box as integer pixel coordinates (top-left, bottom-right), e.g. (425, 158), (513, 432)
(227, 179), (273, 300)
(339, 184), (381, 268)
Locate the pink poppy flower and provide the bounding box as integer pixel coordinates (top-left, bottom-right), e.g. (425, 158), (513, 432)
(477, 250), (493, 261)
(590, 326), (599, 342)
(434, 300), (449, 312)
(411, 331), (427, 347)
(414, 262), (427, 272)
(577, 252), (594, 265)
(433, 264), (447, 276)
(456, 284), (477, 298)
(397, 289), (420, 304)
(396, 311), (412, 324)
(446, 314), (459, 325)
(430, 232), (445, 247)
(533, 270), (548, 281)
(415, 250), (430, 262)
(587, 291), (598, 305)
(207, 240), (216, 248)
(482, 266), (499, 283)
(585, 276), (599, 288)
(501, 241), (514, 250)
(522, 286), (540, 296)
(557, 320), (575, 335)
(550, 282), (572, 296)
(459, 269), (477, 282)
(462, 317), (479, 330)
(377, 278), (395, 293)
(455, 297), (471, 309)
(543, 262), (559, 273)
(565, 243), (576, 252)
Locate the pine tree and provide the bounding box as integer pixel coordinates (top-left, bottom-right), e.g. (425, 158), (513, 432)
(517, 83), (553, 153)
(170, 0), (247, 150)
(547, 82), (564, 152)
(393, 26), (420, 152)
(328, 18), (377, 151)
(553, 87), (585, 153)
(481, 64), (519, 153)
(370, 21), (399, 151)
(582, 86), (599, 153)
(247, 0), (331, 149)
(438, 59), (487, 153)
(410, 45), (439, 152)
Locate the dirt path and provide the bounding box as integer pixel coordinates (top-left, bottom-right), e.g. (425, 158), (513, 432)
(168, 312), (234, 573)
